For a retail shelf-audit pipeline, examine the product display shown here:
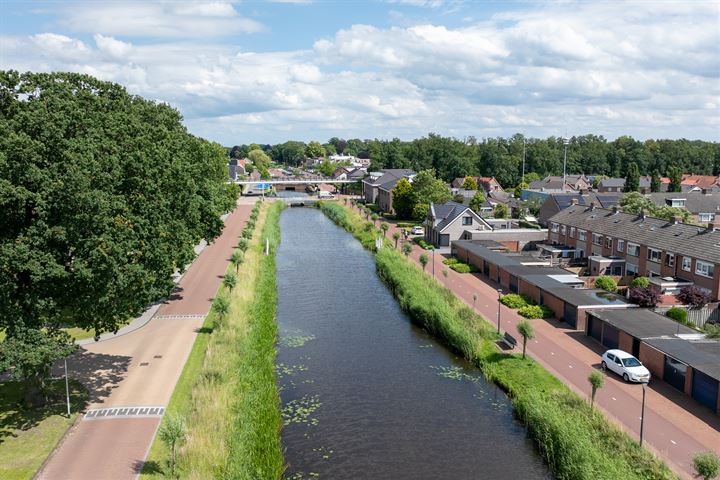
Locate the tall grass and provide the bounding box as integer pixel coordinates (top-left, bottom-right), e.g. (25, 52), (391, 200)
(324, 201), (674, 480)
(141, 200), (284, 479)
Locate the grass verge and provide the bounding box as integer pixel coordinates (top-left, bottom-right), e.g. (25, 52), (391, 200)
(323, 201), (675, 480)
(0, 379), (87, 480)
(141, 200), (284, 479)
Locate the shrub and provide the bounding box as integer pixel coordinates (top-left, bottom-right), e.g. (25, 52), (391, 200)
(628, 286), (660, 308)
(519, 304), (553, 319)
(501, 293), (529, 309)
(678, 285), (711, 308)
(449, 263), (471, 273)
(704, 323), (720, 339)
(666, 307), (688, 325)
(693, 451), (720, 480)
(595, 276), (617, 293)
(630, 277), (650, 288)
(443, 257), (459, 265)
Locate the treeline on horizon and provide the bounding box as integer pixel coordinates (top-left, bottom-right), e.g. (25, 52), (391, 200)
(229, 134), (719, 188)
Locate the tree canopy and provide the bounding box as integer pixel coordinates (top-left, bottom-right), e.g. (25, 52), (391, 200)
(620, 192), (691, 222)
(413, 169), (452, 205)
(0, 71), (237, 337)
(391, 178), (416, 219)
(624, 162), (640, 192)
(305, 141), (325, 159)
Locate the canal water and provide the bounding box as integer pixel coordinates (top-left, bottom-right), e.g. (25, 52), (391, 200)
(276, 208), (550, 480)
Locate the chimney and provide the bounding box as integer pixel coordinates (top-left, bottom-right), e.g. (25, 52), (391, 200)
(708, 220), (720, 232)
(672, 215), (682, 225)
(589, 201), (596, 211)
(570, 198), (579, 206)
(640, 208), (647, 220)
(612, 205), (620, 214)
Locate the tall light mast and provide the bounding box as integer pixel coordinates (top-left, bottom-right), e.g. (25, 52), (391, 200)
(562, 136), (570, 192)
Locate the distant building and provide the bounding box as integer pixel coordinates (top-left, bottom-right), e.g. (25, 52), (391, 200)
(450, 176), (504, 193)
(681, 174), (720, 193)
(362, 169), (415, 210)
(638, 175), (670, 194)
(647, 191), (720, 224)
(527, 175), (590, 193)
(596, 178), (625, 193)
(537, 193), (620, 226)
(426, 202), (491, 247)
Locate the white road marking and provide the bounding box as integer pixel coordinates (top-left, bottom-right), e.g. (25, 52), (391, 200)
(550, 352), (554, 355)
(568, 365), (573, 368)
(612, 397), (617, 401)
(671, 440), (677, 445)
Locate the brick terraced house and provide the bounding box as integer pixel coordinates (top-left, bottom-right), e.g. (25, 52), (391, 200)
(548, 205), (720, 300)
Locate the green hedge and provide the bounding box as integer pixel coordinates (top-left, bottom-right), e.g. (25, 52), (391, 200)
(518, 304), (554, 319)
(449, 263), (471, 273)
(666, 307), (688, 325)
(443, 257), (459, 265)
(595, 276), (618, 293)
(501, 293), (529, 309)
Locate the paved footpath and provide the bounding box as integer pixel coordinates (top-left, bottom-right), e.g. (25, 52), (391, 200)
(352, 202), (720, 480)
(37, 202), (253, 480)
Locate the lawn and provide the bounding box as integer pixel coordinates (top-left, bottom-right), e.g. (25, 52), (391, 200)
(0, 379), (87, 480)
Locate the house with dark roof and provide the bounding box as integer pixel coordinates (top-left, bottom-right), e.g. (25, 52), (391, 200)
(648, 191), (720, 224)
(537, 193), (620, 226)
(639, 175), (670, 193)
(547, 205), (720, 299)
(596, 178), (625, 193)
(528, 175), (590, 193)
(426, 202), (491, 247)
(450, 176), (504, 193)
(362, 169), (415, 206)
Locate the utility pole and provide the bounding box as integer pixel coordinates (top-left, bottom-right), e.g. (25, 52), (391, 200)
(562, 136), (569, 192)
(639, 382), (647, 446)
(521, 138), (526, 193)
(497, 288), (503, 333)
(64, 358), (71, 417)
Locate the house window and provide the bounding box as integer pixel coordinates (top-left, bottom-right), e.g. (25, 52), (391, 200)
(696, 260), (715, 278)
(606, 237), (612, 249)
(592, 233), (603, 246)
(647, 248), (662, 263)
(462, 216), (473, 226)
(617, 239), (625, 252)
(578, 229), (586, 241)
(560, 225), (566, 235)
(665, 253), (675, 268)
(551, 222), (559, 233)
(627, 243), (640, 257)
(669, 198), (686, 208)
(627, 263), (638, 275)
(569, 227), (575, 238)
(682, 257), (692, 272)
(699, 213), (715, 222)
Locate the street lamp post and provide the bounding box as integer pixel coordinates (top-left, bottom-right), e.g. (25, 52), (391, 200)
(639, 381), (648, 446)
(64, 358), (71, 417)
(497, 288), (503, 333)
(432, 248), (436, 278)
(521, 138), (526, 192)
(562, 137), (569, 192)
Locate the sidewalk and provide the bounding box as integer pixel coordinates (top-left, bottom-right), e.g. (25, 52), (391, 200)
(352, 202), (720, 479)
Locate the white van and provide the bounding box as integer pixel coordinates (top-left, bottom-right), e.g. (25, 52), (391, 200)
(318, 191), (335, 199)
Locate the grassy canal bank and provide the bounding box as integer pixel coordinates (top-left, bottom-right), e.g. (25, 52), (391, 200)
(319, 201), (674, 480)
(142, 200), (284, 479)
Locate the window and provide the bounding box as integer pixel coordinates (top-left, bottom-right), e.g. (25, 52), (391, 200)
(578, 229), (586, 241)
(627, 263), (638, 275)
(682, 257), (692, 272)
(569, 227), (575, 238)
(606, 237), (612, 249)
(699, 213), (715, 222)
(617, 239), (625, 252)
(665, 253), (675, 267)
(627, 243), (640, 257)
(696, 260), (715, 278)
(551, 222), (559, 233)
(462, 216), (473, 226)
(560, 225), (566, 235)
(592, 233), (603, 246)
(647, 248), (662, 263)
(668, 198), (686, 208)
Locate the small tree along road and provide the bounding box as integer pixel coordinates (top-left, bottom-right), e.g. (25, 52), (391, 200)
(588, 370), (605, 411)
(517, 320), (535, 359)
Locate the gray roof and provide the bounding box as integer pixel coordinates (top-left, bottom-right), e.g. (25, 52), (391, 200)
(363, 169), (414, 186)
(645, 337), (720, 382)
(548, 193), (620, 210)
(598, 178), (625, 188)
(588, 309), (696, 339)
(432, 202), (472, 230)
(647, 192), (720, 215)
(549, 205), (720, 264)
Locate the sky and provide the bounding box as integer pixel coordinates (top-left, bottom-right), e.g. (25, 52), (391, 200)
(1, 0), (719, 146)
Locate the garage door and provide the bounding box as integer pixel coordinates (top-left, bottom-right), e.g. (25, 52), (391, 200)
(588, 315), (603, 342)
(663, 356), (687, 392)
(601, 324), (619, 349)
(509, 275), (518, 293)
(563, 303), (577, 328)
(692, 370), (719, 412)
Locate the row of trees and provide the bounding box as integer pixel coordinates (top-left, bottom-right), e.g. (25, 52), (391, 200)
(229, 134), (719, 187)
(623, 163), (684, 193)
(0, 71), (238, 405)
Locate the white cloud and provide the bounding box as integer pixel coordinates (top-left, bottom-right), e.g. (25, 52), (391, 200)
(58, 1), (264, 38)
(1, 1), (717, 144)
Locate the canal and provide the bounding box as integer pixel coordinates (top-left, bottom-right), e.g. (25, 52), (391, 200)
(276, 207), (550, 479)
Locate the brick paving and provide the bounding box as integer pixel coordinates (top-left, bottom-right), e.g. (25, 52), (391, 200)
(37, 202), (253, 480)
(348, 201), (720, 480)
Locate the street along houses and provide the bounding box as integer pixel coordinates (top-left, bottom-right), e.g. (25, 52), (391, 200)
(547, 204), (720, 300)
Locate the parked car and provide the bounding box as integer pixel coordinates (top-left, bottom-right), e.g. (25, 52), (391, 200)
(601, 349), (651, 383)
(411, 226), (424, 235)
(318, 191), (335, 199)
